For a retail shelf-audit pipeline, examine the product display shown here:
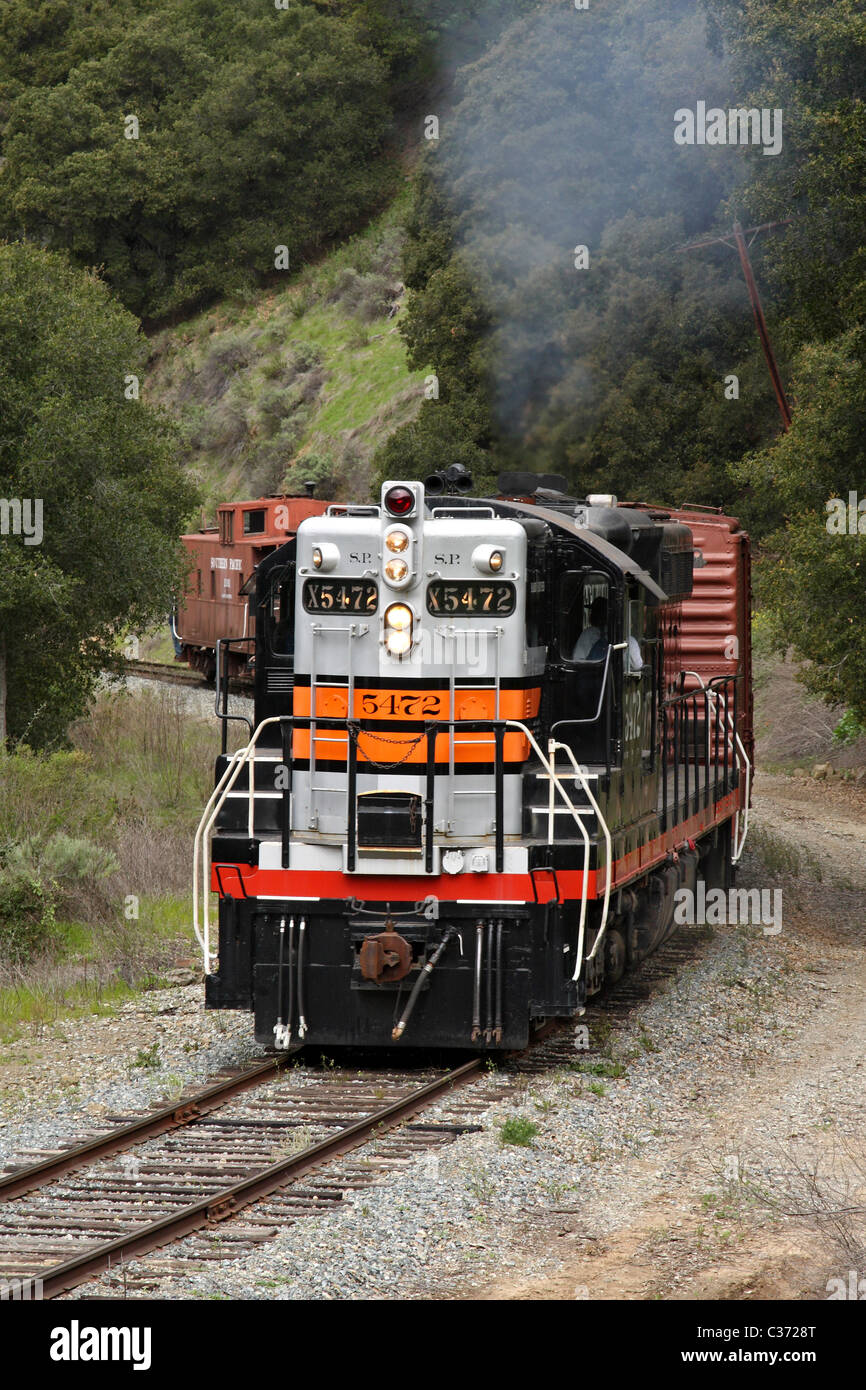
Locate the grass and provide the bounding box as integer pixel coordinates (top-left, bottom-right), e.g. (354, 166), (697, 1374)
(588, 1015), (614, 1054)
(748, 824), (804, 879)
(499, 1116), (540, 1147)
(146, 188), (427, 513)
(748, 823), (823, 884)
(570, 1058), (627, 1080)
(132, 1041), (162, 1070)
(70, 685), (219, 827)
(0, 976), (138, 1045)
(465, 1166), (495, 1201)
(138, 630), (179, 664)
(0, 685), (220, 1037)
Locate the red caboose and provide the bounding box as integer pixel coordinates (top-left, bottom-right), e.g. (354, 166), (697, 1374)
(176, 494), (328, 679)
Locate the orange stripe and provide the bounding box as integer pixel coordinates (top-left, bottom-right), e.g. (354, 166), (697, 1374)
(292, 729), (531, 764)
(292, 686), (539, 721)
(291, 685), (540, 764)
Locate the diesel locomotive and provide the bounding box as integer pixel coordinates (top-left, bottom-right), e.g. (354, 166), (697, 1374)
(194, 471), (752, 1050)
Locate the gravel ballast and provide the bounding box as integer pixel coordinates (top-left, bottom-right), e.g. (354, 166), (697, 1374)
(3, 779), (864, 1301)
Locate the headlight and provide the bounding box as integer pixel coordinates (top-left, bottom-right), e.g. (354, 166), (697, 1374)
(385, 529), (409, 553)
(384, 557), (409, 583)
(310, 542), (339, 572)
(384, 603), (413, 655)
(472, 543), (506, 574)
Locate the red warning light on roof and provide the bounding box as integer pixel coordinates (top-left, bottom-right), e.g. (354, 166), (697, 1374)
(384, 486), (415, 517)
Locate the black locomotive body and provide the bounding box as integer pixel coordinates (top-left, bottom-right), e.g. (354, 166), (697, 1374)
(195, 475), (752, 1050)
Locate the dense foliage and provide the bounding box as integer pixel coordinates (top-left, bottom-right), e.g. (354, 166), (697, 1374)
(0, 2), (391, 318)
(377, 0), (866, 718)
(713, 0), (866, 719)
(375, 0), (782, 506)
(0, 0), (534, 320)
(0, 243), (197, 748)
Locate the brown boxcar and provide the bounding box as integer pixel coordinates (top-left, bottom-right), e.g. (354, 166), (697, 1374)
(668, 505), (753, 776)
(627, 502), (753, 780)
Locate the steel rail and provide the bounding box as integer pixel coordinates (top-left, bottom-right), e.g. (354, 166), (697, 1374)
(0, 1055), (292, 1203)
(124, 658), (252, 693)
(35, 1057), (482, 1299)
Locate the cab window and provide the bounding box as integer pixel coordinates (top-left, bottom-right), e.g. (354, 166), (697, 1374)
(626, 597), (645, 676)
(266, 564), (295, 657)
(558, 571), (610, 663)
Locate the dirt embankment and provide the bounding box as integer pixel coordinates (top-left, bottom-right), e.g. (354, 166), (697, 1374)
(467, 769), (866, 1302)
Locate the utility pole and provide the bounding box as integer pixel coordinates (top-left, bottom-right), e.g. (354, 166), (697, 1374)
(679, 219), (793, 431)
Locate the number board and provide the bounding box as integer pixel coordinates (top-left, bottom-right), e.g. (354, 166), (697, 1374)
(426, 580), (516, 616)
(360, 691), (445, 717)
(302, 579), (378, 614)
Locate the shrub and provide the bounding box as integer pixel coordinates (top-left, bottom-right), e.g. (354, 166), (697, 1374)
(327, 268), (397, 323)
(8, 832), (118, 885)
(0, 872), (57, 965)
(287, 342), (323, 375)
(256, 383), (301, 438)
(0, 832), (119, 933)
(832, 711), (866, 747)
(197, 333), (256, 403)
(281, 451), (338, 498)
(499, 1116), (540, 1147)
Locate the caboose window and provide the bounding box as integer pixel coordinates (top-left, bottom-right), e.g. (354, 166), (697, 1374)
(243, 509), (266, 535)
(218, 511), (234, 544)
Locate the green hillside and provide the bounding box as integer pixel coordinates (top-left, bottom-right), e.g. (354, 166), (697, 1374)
(3, 0), (866, 738)
(145, 188), (428, 514)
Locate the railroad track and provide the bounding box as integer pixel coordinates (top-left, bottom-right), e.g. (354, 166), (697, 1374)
(123, 658), (252, 695)
(0, 1056), (495, 1299)
(0, 923), (713, 1300)
(124, 658), (206, 689)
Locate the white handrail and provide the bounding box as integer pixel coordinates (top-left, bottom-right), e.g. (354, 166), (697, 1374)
(192, 715), (598, 978)
(193, 716), (283, 973)
(537, 741), (590, 961)
(726, 711), (751, 862)
(681, 672), (751, 863)
(547, 741), (614, 978)
(504, 721), (592, 957)
(192, 744), (251, 961)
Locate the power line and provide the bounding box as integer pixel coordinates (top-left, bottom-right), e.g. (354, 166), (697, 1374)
(679, 219), (793, 431)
